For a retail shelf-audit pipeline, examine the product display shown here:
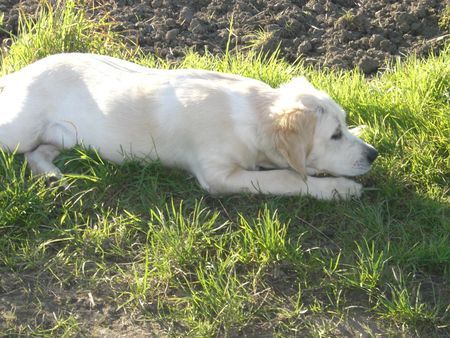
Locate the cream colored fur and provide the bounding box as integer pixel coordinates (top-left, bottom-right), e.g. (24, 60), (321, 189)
(0, 53), (378, 200)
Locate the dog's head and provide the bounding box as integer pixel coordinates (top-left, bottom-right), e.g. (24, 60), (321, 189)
(269, 77), (378, 178)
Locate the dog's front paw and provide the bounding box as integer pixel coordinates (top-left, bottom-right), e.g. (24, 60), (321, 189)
(331, 177), (362, 199)
(308, 176), (362, 200)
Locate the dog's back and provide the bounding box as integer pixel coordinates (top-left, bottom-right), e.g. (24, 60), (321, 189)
(0, 53), (272, 169)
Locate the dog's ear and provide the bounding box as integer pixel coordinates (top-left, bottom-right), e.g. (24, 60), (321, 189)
(272, 108), (316, 180)
(349, 125), (367, 137)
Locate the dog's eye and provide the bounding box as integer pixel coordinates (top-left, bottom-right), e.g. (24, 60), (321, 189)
(331, 129), (343, 140)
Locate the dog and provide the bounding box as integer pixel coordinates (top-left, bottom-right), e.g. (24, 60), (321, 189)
(0, 53), (378, 200)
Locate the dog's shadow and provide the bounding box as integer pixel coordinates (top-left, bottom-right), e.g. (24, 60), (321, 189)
(5, 144), (448, 278)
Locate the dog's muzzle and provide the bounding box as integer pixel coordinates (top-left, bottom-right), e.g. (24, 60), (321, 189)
(366, 147), (378, 164)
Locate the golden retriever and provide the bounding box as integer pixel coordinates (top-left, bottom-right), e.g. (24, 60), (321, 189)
(0, 53), (378, 199)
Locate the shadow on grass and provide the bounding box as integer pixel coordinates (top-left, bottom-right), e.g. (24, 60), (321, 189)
(1, 149), (448, 336)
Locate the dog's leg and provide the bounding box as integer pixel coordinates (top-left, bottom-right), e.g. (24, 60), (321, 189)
(25, 144), (62, 178)
(201, 168), (362, 200)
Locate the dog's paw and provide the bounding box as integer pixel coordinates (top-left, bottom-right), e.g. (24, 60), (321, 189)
(308, 176), (362, 200)
(330, 177), (362, 200)
(43, 172), (70, 192)
(44, 173), (60, 185)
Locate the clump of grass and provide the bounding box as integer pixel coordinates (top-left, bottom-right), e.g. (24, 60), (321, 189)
(244, 29), (277, 49)
(439, 4), (450, 32)
(238, 208), (296, 264)
(375, 268), (444, 327)
(180, 254), (252, 336)
(0, 12), (5, 31)
(335, 10), (355, 28)
(0, 0), (133, 73)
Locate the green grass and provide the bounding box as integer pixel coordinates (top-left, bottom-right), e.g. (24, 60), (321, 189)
(0, 1), (449, 336)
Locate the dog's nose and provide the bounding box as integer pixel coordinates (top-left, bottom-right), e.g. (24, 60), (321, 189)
(366, 148), (378, 164)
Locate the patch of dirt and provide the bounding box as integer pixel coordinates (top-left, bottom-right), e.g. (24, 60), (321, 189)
(0, 0), (449, 74)
(0, 270), (167, 336)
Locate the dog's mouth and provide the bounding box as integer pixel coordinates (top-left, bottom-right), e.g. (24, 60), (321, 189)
(311, 172), (334, 178)
(259, 165), (362, 179)
(258, 166), (336, 178)
(308, 165), (371, 178)
(309, 169), (357, 179)
(307, 167), (335, 178)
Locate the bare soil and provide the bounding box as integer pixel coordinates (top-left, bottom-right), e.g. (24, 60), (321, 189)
(0, 0), (449, 74)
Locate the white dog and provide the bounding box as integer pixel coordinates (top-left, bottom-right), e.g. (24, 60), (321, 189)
(0, 53), (378, 200)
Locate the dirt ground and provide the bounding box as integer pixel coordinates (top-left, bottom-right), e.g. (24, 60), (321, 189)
(0, 0), (449, 74)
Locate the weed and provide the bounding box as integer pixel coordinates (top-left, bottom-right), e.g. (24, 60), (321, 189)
(439, 4), (450, 32)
